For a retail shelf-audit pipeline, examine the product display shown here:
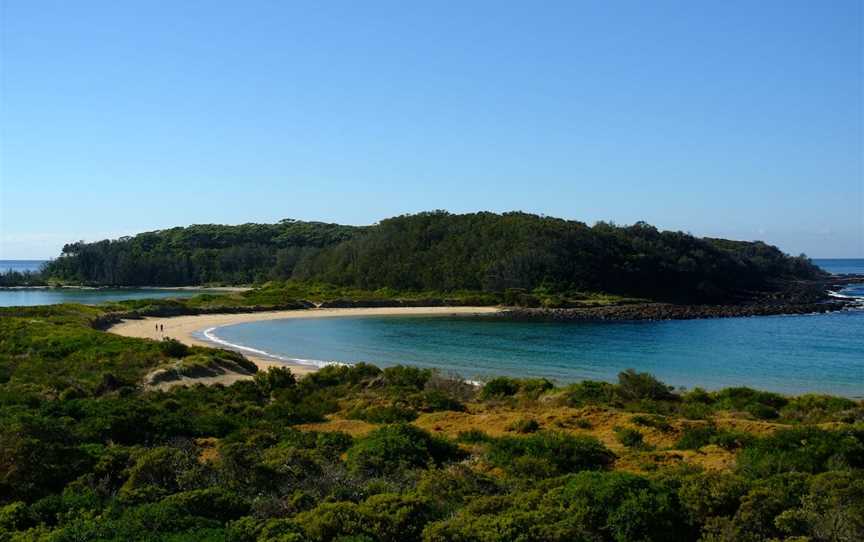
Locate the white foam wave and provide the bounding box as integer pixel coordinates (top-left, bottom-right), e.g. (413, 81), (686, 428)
(827, 290), (862, 300)
(201, 326), (347, 369)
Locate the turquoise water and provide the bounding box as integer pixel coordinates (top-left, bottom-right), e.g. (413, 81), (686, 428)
(207, 307), (864, 398)
(0, 288), (206, 307)
(200, 259), (864, 397)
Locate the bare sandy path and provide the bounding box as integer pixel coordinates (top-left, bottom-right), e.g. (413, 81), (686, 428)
(109, 306), (501, 380)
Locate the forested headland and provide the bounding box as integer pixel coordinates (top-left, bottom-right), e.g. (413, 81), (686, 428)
(33, 212), (823, 304)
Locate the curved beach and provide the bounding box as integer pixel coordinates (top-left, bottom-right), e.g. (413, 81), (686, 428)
(108, 306), (502, 378)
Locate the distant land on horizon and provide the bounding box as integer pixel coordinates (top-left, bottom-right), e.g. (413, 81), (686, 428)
(1, 211), (828, 305)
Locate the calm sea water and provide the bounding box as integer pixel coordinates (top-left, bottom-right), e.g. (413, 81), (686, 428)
(0, 288), (208, 307)
(813, 258), (864, 275)
(206, 310), (864, 397)
(0, 260), (215, 306)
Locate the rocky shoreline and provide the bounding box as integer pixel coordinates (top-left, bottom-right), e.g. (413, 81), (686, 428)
(86, 275), (863, 328)
(496, 300), (853, 322)
(496, 276), (864, 322)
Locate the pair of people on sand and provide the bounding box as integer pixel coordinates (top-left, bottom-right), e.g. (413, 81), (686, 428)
(155, 323), (164, 333)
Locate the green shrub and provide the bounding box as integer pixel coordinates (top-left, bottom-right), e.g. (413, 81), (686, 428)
(416, 465), (501, 513)
(346, 424), (463, 476)
(293, 494), (435, 542)
(710, 430), (755, 451)
(781, 394), (859, 423)
(0, 501), (29, 532)
(614, 427), (650, 450)
(507, 418), (540, 434)
(683, 387), (713, 404)
(677, 471), (749, 524)
(617, 369), (676, 401)
(737, 427), (864, 478)
(299, 363), (381, 393)
(713, 387), (788, 412)
(518, 378), (554, 398)
(254, 367), (297, 393)
(422, 373), (476, 404)
(674, 425), (752, 451)
(357, 493), (434, 542)
(314, 431), (354, 459)
(160, 488), (249, 521)
(480, 377), (520, 399)
(773, 471), (864, 541)
(486, 431), (614, 478)
(552, 471), (694, 542)
(675, 426), (718, 450)
(631, 414), (673, 432)
(562, 380), (616, 405)
(456, 430), (491, 444)
(745, 402), (779, 420)
(120, 447), (189, 501)
(160, 338), (191, 358)
(677, 401), (713, 420)
(702, 472), (809, 541)
(293, 501), (364, 541)
(347, 404), (418, 424)
(382, 365), (432, 391)
(413, 389), (465, 412)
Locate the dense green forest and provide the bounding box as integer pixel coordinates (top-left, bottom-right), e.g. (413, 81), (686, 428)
(36, 212), (823, 303)
(0, 270), (45, 288)
(41, 220), (360, 286)
(0, 304), (862, 541)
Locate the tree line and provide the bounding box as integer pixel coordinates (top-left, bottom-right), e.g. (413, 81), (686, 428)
(41, 219), (360, 286)
(38, 211), (824, 302)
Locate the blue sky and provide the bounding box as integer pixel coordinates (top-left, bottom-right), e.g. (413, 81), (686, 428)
(1, 0), (861, 258)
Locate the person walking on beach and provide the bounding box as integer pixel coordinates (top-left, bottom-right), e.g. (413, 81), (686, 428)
(160, 324), (164, 333)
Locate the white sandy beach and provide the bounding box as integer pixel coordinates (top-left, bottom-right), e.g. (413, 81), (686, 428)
(109, 306), (501, 382)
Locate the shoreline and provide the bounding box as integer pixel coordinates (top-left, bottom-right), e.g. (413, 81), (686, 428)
(108, 306), (502, 381)
(496, 299), (859, 322)
(0, 285), (250, 291)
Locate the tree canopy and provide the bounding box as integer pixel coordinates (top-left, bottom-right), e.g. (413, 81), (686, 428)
(40, 212), (823, 302)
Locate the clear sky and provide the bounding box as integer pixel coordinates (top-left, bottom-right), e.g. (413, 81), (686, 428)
(1, 0), (861, 259)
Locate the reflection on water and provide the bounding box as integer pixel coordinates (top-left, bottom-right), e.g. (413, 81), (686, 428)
(0, 288), (204, 307)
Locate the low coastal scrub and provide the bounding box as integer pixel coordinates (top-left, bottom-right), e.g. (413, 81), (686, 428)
(1, 304), (863, 541)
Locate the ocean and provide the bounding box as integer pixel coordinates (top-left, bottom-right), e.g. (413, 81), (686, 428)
(0, 259), (47, 273)
(812, 258), (864, 275)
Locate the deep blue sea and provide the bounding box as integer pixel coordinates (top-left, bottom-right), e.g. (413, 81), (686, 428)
(812, 258), (864, 275)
